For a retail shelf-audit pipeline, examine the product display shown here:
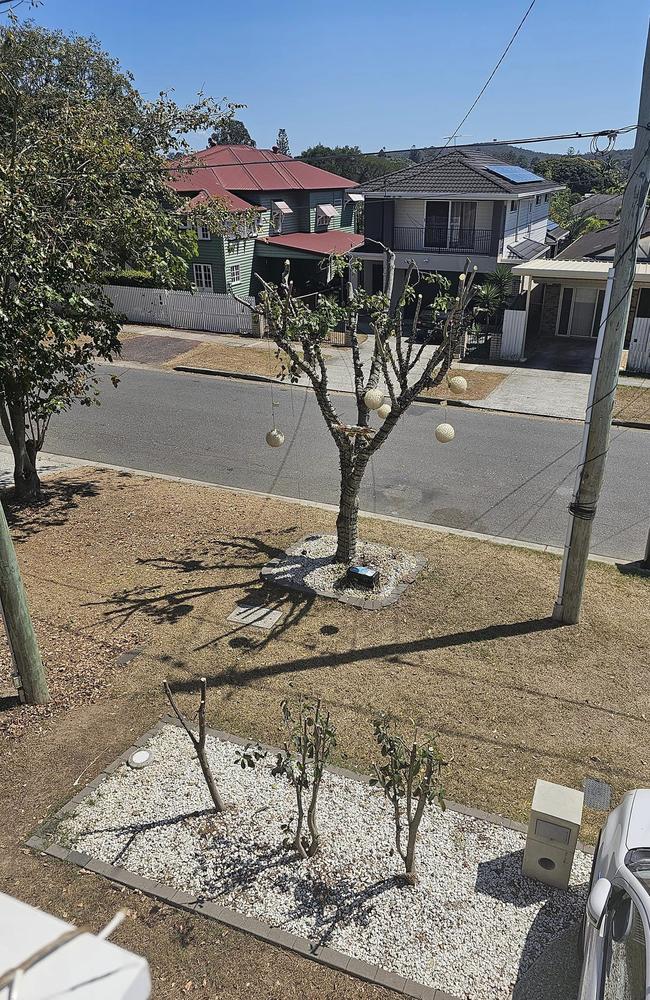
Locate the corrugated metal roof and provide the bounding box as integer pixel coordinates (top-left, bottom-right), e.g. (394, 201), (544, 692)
(361, 149), (564, 197)
(260, 231), (364, 255)
(171, 145), (358, 193)
(511, 259), (650, 284)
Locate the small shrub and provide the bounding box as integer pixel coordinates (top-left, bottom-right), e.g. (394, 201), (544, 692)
(370, 713), (447, 885)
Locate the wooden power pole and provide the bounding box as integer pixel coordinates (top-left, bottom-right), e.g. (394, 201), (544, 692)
(553, 22), (650, 624)
(0, 500), (49, 704)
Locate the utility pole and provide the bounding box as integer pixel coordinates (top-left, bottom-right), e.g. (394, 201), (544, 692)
(0, 501), (49, 704)
(553, 22), (650, 624)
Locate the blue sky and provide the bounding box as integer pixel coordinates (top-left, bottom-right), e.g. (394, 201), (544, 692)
(19, 0), (649, 156)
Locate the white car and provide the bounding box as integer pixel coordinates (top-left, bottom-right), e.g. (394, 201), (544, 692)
(578, 788), (650, 999)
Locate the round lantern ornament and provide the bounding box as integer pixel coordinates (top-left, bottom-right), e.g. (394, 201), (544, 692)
(364, 388), (384, 411)
(265, 428), (285, 448)
(448, 375), (468, 395)
(435, 422), (455, 444)
(376, 403), (392, 420)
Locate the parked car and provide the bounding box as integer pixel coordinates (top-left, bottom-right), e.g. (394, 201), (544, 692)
(578, 789), (650, 999)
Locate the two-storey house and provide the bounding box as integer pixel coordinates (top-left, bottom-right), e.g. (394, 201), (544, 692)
(168, 145), (364, 297)
(353, 149), (563, 301)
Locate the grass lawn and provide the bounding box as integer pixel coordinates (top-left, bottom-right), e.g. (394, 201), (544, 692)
(1, 469), (648, 997)
(421, 370), (506, 402)
(614, 384), (650, 425)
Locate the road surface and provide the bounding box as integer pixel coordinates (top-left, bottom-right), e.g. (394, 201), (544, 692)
(18, 364), (650, 560)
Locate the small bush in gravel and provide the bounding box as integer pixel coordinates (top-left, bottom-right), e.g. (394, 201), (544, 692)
(370, 714), (447, 885)
(275, 697), (336, 858)
(238, 697), (336, 859)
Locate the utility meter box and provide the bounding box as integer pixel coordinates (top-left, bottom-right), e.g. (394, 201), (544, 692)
(522, 779), (584, 889)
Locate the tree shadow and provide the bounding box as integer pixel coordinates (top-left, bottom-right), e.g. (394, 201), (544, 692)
(2, 479), (100, 542)
(85, 530), (316, 651)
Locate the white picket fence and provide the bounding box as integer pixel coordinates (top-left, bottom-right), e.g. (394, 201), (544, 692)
(104, 285), (256, 336)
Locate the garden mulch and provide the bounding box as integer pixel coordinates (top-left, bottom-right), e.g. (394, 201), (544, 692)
(1, 468), (648, 998)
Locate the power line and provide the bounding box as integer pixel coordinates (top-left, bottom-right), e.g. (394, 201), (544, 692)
(439, 0), (538, 151)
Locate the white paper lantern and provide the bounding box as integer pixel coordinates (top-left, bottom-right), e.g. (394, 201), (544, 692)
(364, 388), (384, 411)
(448, 375), (468, 395)
(265, 428), (285, 448)
(376, 403), (392, 420)
(435, 422), (455, 443)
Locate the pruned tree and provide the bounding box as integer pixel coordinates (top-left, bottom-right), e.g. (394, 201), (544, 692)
(164, 677), (225, 814)
(238, 251), (475, 564)
(273, 697), (336, 858)
(0, 21), (244, 499)
(370, 714), (447, 885)
(275, 128), (290, 155)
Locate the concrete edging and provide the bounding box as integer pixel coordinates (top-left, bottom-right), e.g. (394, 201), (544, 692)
(29, 717), (591, 1000)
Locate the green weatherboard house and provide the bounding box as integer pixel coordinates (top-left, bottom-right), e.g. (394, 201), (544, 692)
(169, 145), (364, 297)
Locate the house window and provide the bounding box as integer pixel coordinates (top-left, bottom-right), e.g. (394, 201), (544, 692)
(270, 207), (283, 235)
(230, 264), (241, 285)
(197, 223), (210, 240)
(193, 263), (213, 291)
(510, 200), (517, 212)
(535, 195), (542, 205)
(544, 193), (550, 202)
(315, 203), (337, 230)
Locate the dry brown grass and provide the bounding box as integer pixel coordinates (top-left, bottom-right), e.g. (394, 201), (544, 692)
(613, 384), (650, 425)
(1, 470), (648, 997)
(167, 342), (299, 378)
(421, 370), (506, 402)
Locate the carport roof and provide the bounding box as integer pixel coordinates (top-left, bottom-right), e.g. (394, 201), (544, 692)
(510, 259), (650, 285)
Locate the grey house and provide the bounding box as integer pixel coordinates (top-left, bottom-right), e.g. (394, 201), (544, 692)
(353, 149), (563, 298)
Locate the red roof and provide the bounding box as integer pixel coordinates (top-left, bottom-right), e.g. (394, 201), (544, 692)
(261, 231), (364, 256)
(170, 145), (358, 193)
(168, 169), (256, 213)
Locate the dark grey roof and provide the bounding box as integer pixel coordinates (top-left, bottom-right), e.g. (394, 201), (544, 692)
(504, 238), (548, 261)
(361, 149), (564, 197)
(570, 193), (622, 223)
(558, 209), (650, 260)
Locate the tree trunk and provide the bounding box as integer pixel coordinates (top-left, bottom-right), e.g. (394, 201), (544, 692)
(335, 462), (364, 564)
(13, 440), (40, 501)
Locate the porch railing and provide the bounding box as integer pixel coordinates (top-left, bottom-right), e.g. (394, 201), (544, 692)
(392, 226), (498, 255)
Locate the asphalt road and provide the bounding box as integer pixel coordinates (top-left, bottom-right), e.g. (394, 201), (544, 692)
(30, 364), (650, 560)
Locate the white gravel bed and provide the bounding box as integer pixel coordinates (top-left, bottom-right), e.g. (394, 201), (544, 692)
(56, 725), (590, 999)
(263, 533), (422, 601)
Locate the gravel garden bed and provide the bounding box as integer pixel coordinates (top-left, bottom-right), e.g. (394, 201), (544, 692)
(260, 533), (427, 609)
(51, 723), (591, 1000)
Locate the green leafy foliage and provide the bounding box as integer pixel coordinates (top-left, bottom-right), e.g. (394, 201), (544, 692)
(272, 697), (336, 859)
(208, 117), (255, 147)
(0, 20), (242, 498)
(275, 128), (290, 155)
(300, 144), (408, 183)
(370, 713), (447, 884)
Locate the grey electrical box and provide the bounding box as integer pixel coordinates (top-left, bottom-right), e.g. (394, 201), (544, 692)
(522, 779), (584, 889)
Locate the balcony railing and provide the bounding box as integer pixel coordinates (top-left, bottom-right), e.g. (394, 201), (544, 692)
(392, 225), (498, 255)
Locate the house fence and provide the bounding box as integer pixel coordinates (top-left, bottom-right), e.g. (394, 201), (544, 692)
(103, 285), (256, 336)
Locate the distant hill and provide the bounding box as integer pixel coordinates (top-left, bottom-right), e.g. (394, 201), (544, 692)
(383, 143), (634, 172)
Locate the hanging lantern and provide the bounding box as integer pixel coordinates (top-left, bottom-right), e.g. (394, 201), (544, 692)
(435, 422), (455, 443)
(448, 375), (468, 395)
(363, 387), (384, 411)
(376, 403), (392, 420)
(266, 428), (285, 448)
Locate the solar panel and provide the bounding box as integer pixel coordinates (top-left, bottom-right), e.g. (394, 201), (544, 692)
(486, 164), (546, 184)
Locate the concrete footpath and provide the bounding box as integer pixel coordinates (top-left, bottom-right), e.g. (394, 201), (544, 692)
(121, 324), (647, 423)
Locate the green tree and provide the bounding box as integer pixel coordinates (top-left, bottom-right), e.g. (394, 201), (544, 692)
(409, 146), (423, 163)
(300, 144), (408, 184)
(0, 21), (242, 498)
(537, 155), (602, 195)
(208, 117), (255, 147)
(275, 127), (290, 155)
(550, 189), (605, 240)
